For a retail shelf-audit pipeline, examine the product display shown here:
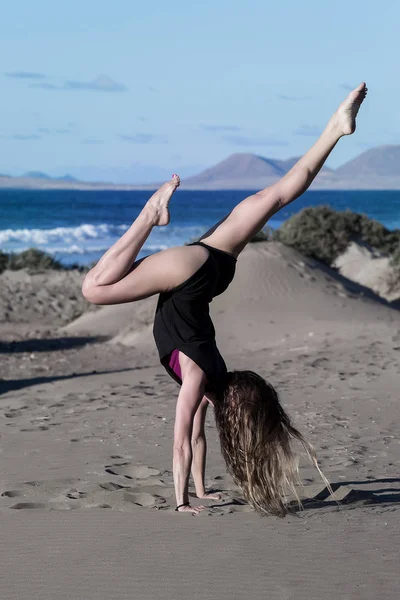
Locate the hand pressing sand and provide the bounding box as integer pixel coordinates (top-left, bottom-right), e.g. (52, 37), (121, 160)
(176, 504), (206, 514)
(197, 491), (222, 500)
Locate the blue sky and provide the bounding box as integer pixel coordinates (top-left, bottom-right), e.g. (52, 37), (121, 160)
(1, 0), (399, 183)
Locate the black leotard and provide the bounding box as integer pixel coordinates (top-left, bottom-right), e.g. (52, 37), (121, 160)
(153, 241), (237, 393)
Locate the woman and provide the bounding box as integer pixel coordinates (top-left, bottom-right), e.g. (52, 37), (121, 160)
(82, 83), (367, 515)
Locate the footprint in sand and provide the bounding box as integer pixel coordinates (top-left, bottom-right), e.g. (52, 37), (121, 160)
(123, 492), (166, 508)
(105, 463), (160, 479)
(66, 489), (87, 500)
(10, 502), (48, 509)
(1, 490), (22, 498)
(99, 482), (126, 491)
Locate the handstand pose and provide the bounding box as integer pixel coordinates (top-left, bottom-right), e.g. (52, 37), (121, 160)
(83, 83), (367, 515)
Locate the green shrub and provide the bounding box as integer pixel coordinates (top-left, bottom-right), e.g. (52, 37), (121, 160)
(386, 246), (400, 293)
(0, 251), (8, 274)
(273, 206), (400, 265)
(0, 248), (66, 273)
(389, 245), (400, 269)
(7, 248), (63, 271)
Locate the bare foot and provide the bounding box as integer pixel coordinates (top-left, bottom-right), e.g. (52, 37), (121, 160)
(330, 82), (368, 136)
(197, 491), (222, 501)
(147, 174), (180, 226)
(177, 504), (206, 514)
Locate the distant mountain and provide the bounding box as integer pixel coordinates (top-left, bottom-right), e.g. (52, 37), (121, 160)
(184, 152), (333, 188)
(57, 174), (78, 182)
(335, 145), (400, 178)
(185, 153), (286, 185)
(3, 145), (400, 191)
(24, 171), (50, 179)
(22, 171), (78, 182)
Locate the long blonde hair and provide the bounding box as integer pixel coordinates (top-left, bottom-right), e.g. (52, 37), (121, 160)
(214, 370), (331, 516)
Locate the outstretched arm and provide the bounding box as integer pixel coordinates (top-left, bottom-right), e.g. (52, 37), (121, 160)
(191, 396), (222, 500)
(173, 355), (207, 513)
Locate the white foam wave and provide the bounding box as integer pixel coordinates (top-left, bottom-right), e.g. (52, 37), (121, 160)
(0, 222), (206, 265)
(0, 223), (129, 245)
(7, 244), (112, 255)
(8, 243), (171, 256)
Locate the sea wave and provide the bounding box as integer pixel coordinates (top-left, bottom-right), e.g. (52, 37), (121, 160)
(0, 222), (206, 265)
(0, 223), (130, 245)
(4, 243), (171, 256)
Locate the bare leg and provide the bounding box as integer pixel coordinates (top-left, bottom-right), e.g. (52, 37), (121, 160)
(201, 83), (368, 257)
(191, 397), (222, 500)
(83, 175), (180, 289)
(173, 353), (207, 514)
(82, 176), (214, 305)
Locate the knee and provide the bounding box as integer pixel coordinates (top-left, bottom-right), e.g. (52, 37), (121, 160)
(81, 275), (103, 304)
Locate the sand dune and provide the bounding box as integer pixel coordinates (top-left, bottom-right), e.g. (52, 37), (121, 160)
(211, 242), (397, 353)
(61, 297), (156, 338)
(64, 242), (397, 350)
(0, 268), (89, 333)
(334, 241), (400, 302)
(3, 242), (397, 347)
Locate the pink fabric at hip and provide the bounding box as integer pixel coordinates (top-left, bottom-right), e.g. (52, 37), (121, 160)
(169, 349), (182, 380)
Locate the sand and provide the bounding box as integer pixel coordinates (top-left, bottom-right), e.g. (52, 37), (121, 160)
(334, 241), (400, 303)
(1, 241), (399, 599)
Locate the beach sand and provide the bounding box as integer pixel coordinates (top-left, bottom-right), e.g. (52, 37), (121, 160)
(1, 241), (399, 599)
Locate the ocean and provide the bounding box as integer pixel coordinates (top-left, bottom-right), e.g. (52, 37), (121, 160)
(1, 188), (400, 266)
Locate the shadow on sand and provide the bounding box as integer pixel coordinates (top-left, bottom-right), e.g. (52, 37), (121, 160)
(0, 336), (108, 353)
(207, 478), (400, 514)
(298, 477), (400, 511)
(312, 258), (400, 311)
(0, 367), (139, 396)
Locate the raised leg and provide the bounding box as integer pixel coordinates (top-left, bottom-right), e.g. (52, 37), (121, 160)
(201, 83), (368, 257)
(82, 176), (213, 305)
(87, 175), (180, 287)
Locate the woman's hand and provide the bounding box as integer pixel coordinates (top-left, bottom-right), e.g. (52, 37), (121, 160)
(176, 504), (206, 514)
(197, 491), (222, 500)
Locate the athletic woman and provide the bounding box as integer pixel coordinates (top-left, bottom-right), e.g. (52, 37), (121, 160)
(82, 83), (367, 515)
